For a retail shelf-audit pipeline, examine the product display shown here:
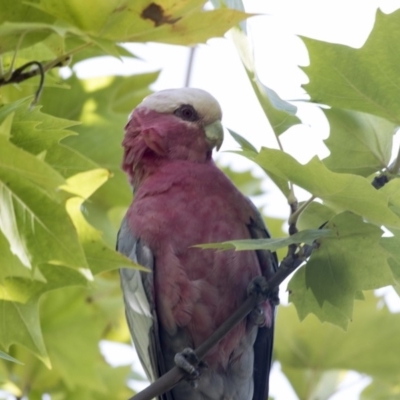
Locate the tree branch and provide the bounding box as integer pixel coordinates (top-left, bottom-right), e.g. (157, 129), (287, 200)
(0, 42), (89, 88)
(129, 244), (315, 400)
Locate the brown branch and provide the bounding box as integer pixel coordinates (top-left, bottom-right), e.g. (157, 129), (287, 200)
(0, 50), (78, 87)
(0, 61), (45, 107)
(0, 59), (59, 87)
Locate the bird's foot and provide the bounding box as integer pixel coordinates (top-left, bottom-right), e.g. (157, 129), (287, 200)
(249, 305), (266, 326)
(174, 348), (208, 388)
(247, 276), (280, 306)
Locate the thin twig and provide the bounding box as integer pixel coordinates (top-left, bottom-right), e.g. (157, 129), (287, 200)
(0, 43), (90, 87)
(184, 47), (196, 88)
(289, 195), (316, 227)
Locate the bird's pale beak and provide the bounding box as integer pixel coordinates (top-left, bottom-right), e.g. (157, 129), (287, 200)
(204, 120), (224, 151)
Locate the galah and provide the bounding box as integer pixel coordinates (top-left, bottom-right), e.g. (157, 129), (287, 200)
(118, 88), (278, 400)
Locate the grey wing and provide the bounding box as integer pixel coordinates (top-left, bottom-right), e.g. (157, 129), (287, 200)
(118, 215), (170, 399)
(246, 202), (279, 400)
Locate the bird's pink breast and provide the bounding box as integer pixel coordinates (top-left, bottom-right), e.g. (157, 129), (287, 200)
(128, 160), (264, 367)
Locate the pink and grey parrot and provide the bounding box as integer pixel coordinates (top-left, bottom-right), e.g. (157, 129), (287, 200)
(118, 88), (278, 400)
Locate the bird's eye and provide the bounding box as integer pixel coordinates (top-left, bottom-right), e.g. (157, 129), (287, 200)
(174, 104), (199, 122)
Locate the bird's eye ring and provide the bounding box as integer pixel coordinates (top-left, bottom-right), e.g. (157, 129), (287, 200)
(174, 104), (199, 122)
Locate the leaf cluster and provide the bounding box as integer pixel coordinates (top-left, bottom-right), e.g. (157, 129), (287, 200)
(212, 7), (400, 398)
(0, 0), (249, 398)
(2, 0), (400, 399)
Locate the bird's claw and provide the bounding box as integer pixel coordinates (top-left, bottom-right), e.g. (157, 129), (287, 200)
(174, 348), (208, 388)
(249, 305), (266, 326)
(247, 276), (280, 306)
(247, 276), (269, 299)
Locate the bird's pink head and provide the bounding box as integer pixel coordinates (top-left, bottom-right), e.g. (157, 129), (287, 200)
(122, 88), (223, 188)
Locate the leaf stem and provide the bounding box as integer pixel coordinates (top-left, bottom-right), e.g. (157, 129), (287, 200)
(4, 32), (27, 81)
(289, 195), (316, 227)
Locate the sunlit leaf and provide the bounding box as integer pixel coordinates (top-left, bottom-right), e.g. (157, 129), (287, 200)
(323, 108), (395, 176)
(289, 212), (394, 326)
(31, 0), (250, 45)
(0, 1), (56, 54)
(253, 147), (400, 229)
(0, 297), (50, 367)
(297, 201), (336, 231)
(234, 149), (291, 197)
(361, 379), (400, 399)
(277, 292), (400, 383)
(0, 136), (89, 272)
(303, 9), (400, 123)
(228, 128), (258, 153)
(41, 73), (159, 209)
(64, 170), (142, 275)
(221, 163), (263, 196)
(280, 366), (344, 400)
(197, 229), (331, 251)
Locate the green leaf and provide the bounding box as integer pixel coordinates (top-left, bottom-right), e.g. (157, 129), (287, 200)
(228, 128), (258, 153)
(54, 365), (133, 400)
(0, 130), (64, 194)
(220, 164), (263, 196)
(302, 9), (400, 124)
(254, 147), (400, 229)
(38, 287), (107, 390)
(0, 1), (56, 54)
(0, 136), (89, 273)
(1, 275), (128, 391)
(61, 168), (110, 199)
(64, 170), (142, 275)
(230, 27), (300, 135)
(234, 149), (291, 197)
(9, 103), (80, 156)
(323, 108), (395, 176)
(361, 379), (400, 400)
(289, 212), (394, 326)
(196, 229), (331, 251)
(0, 297), (50, 367)
(0, 263), (88, 303)
(277, 292), (400, 388)
(0, 351), (23, 365)
(0, 230), (46, 282)
(297, 201), (336, 231)
(0, 263), (88, 371)
(40, 73), (159, 209)
(280, 366), (343, 400)
(0, 112), (14, 138)
(288, 266), (350, 329)
(380, 234), (400, 295)
(31, 0), (250, 45)
(380, 178), (400, 219)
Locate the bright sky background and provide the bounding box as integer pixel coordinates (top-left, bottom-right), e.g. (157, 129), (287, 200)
(73, 1), (400, 399)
